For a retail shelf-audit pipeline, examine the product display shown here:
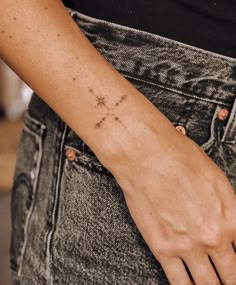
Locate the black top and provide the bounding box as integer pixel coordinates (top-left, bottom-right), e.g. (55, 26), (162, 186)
(62, 0), (236, 58)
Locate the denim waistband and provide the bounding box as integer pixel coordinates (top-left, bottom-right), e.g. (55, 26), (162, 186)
(67, 8), (236, 107)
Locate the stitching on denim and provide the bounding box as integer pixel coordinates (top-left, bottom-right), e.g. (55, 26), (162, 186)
(222, 97), (236, 143)
(46, 124), (68, 284)
(17, 123), (45, 277)
(124, 74), (233, 106)
(200, 105), (221, 151)
(24, 112), (46, 130)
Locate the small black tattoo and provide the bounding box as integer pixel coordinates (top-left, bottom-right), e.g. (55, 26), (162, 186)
(95, 122), (101, 128)
(96, 96), (106, 107)
(113, 115), (127, 129)
(114, 95), (126, 107)
(95, 116), (106, 128)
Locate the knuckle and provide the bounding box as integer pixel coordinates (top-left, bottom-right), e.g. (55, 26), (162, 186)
(200, 227), (223, 248)
(151, 240), (172, 259)
(176, 239), (194, 254)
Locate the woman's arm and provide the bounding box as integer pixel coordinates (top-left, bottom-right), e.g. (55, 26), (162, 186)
(0, 0), (152, 165)
(0, 0), (173, 168)
(1, 1), (236, 284)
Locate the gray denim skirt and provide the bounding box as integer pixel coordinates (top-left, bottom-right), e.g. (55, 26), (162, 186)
(10, 8), (236, 285)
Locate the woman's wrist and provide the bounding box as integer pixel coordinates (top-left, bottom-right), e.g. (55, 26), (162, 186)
(89, 84), (177, 174)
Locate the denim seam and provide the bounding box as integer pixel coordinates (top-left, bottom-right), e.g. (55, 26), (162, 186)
(24, 112), (46, 130)
(221, 97), (236, 143)
(200, 105), (221, 151)
(124, 74), (233, 106)
(17, 124), (45, 277)
(45, 124), (68, 285)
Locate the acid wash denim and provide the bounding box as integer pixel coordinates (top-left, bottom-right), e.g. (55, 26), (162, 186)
(10, 8), (236, 285)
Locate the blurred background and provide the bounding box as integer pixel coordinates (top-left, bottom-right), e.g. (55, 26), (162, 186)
(0, 59), (32, 285)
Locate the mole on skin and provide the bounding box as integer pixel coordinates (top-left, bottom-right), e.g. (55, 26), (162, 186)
(73, 77), (76, 81)
(13, 17), (16, 20)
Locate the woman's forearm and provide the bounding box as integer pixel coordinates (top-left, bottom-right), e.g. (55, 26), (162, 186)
(0, 0), (173, 168)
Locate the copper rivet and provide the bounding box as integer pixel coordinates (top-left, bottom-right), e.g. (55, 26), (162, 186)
(65, 148), (76, 161)
(217, 108), (229, 121)
(175, 125), (186, 135)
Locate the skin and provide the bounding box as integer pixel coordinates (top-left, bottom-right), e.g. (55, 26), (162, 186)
(1, 0), (236, 284)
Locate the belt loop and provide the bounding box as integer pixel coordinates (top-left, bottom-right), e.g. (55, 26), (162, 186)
(221, 97), (236, 144)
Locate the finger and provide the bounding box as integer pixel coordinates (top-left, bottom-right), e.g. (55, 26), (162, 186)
(209, 243), (236, 285)
(184, 254), (220, 285)
(159, 257), (193, 285)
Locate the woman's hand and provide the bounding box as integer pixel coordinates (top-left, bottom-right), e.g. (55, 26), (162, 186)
(109, 123), (236, 285)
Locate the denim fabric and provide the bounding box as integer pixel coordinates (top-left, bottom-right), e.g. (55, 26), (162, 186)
(10, 8), (236, 285)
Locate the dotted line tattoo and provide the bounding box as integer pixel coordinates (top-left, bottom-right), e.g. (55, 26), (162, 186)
(86, 87), (127, 129)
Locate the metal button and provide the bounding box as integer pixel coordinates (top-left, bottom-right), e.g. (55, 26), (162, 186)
(175, 125), (186, 135)
(217, 108), (229, 121)
(65, 148), (76, 161)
